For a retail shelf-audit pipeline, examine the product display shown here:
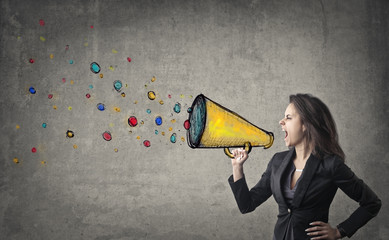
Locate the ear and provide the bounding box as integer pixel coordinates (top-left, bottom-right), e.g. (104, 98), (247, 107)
(302, 124), (306, 132)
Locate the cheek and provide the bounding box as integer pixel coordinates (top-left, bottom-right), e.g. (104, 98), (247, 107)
(287, 123), (303, 137)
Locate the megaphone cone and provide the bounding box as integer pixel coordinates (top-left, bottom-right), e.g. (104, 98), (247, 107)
(187, 94), (274, 158)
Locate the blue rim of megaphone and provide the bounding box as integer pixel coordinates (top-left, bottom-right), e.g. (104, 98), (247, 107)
(187, 94), (207, 148)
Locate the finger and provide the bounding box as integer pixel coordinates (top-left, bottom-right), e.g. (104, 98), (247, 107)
(238, 149), (243, 157)
(232, 149), (238, 157)
(310, 221), (325, 226)
(307, 229), (328, 236)
(305, 226), (326, 232)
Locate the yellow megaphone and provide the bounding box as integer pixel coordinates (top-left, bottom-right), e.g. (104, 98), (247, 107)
(186, 94), (274, 158)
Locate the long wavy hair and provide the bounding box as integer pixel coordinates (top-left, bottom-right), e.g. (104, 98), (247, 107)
(289, 94), (345, 161)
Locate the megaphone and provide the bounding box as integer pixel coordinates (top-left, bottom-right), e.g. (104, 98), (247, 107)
(186, 94), (274, 158)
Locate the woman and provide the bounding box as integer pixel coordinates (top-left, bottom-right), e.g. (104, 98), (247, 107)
(228, 94), (381, 239)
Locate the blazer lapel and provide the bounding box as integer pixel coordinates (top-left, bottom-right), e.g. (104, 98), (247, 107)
(273, 148), (295, 206)
(292, 153), (322, 208)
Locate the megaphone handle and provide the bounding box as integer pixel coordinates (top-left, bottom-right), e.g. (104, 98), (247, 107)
(224, 142), (252, 158)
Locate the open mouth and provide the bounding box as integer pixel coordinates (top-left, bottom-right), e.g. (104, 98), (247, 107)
(282, 129), (288, 139)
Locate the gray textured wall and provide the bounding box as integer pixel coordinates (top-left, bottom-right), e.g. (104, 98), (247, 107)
(1, 0), (388, 239)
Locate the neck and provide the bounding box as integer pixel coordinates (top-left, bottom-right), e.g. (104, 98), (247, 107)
(294, 143), (312, 162)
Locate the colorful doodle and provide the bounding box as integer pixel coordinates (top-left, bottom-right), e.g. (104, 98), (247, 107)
(128, 116), (138, 127)
(184, 120), (190, 130)
(170, 133), (177, 143)
(97, 103), (105, 111)
(29, 87), (36, 94)
(148, 91), (156, 100)
(66, 130), (74, 138)
(155, 116), (163, 126)
(12, 17), (198, 166)
(113, 80), (122, 92)
(102, 131), (112, 141)
(90, 62), (101, 74)
(174, 103), (181, 113)
(143, 140), (151, 147)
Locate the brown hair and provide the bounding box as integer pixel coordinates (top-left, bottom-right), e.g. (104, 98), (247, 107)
(289, 94), (345, 161)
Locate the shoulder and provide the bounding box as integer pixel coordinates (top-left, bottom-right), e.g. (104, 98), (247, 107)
(320, 154), (344, 168)
(319, 154), (351, 177)
(273, 149), (291, 159)
(269, 149), (292, 167)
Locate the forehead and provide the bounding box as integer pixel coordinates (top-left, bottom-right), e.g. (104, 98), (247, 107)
(285, 103), (297, 115)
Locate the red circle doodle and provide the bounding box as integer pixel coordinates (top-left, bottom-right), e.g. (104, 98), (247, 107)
(143, 140), (151, 147)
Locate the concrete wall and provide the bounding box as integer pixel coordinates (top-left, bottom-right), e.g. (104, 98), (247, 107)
(1, 0), (388, 239)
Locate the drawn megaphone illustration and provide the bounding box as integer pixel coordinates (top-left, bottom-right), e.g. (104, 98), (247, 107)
(186, 94), (274, 158)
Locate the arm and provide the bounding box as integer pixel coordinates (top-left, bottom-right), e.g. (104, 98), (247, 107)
(228, 149), (274, 214)
(231, 148), (248, 182)
(333, 157), (381, 238)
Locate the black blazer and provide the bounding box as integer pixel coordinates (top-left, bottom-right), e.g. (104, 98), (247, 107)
(229, 148), (381, 239)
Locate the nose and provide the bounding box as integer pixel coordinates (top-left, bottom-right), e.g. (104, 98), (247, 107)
(279, 118), (285, 126)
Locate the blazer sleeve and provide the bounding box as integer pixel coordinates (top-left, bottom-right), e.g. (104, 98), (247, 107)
(332, 157), (382, 238)
(228, 155), (274, 214)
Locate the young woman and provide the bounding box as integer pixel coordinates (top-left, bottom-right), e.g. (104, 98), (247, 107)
(229, 94), (381, 239)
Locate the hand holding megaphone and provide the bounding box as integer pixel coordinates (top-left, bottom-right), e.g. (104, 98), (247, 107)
(231, 148), (249, 166)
